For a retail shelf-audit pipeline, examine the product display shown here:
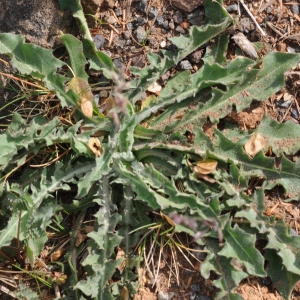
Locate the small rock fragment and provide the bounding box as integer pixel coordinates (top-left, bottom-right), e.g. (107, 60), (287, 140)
(190, 50), (203, 64)
(291, 4), (299, 15)
(175, 25), (186, 34)
(180, 21), (190, 29)
(157, 15), (164, 25)
(180, 60), (193, 70)
(99, 90), (108, 98)
(158, 291), (175, 300)
(276, 99), (292, 108)
(187, 8), (204, 25)
(136, 26), (147, 43)
(291, 108), (299, 120)
(122, 31), (131, 40)
(138, 0), (148, 12)
(226, 4), (238, 12)
(133, 17), (147, 26)
(173, 11), (183, 24)
(162, 20), (169, 30)
(115, 8), (123, 16)
(127, 23), (134, 30)
(169, 19), (175, 30)
(160, 40), (166, 48)
(147, 81), (162, 93)
(106, 15), (117, 24)
(93, 34), (106, 49)
(171, 0), (204, 12)
(113, 57), (124, 70)
(148, 6), (158, 18)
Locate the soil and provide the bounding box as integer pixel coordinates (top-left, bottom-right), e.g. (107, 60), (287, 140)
(0, 0), (300, 299)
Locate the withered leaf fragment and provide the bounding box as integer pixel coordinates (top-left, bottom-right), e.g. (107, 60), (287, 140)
(232, 32), (258, 59)
(68, 77), (94, 118)
(244, 133), (266, 157)
(88, 137), (103, 157)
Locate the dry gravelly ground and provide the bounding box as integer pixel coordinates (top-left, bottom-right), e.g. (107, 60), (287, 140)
(1, 0), (300, 299)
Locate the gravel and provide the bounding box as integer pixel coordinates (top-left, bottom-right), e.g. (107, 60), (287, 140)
(136, 26), (147, 43)
(93, 34), (105, 49)
(175, 25), (185, 34)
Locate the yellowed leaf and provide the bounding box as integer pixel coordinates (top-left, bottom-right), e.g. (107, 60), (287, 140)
(244, 133), (266, 157)
(120, 286), (129, 300)
(68, 77), (94, 118)
(160, 212), (175, 227)
(141, 95), (157, 109)
(88, 137), (103, 157)
(194, 159), (218, 175)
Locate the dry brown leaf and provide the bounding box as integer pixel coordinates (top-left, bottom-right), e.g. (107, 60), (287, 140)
(160, 212), (175, 227)
(67, 77), (94, 118)
(102, 97), (116, 118)
(120, 286), (129, 300)
(75, 232), (86, 247)
(116, 247), (126, 272)
(88, 137), (103, 157)
(194, 159), (218, 175)
(244, 133), (266, 157)
(51, 249), (65, 262)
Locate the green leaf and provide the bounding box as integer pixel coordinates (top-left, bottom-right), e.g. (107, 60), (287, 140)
(0, 33), (64, 78)
(218, 220), (266, 277)
(60, 34), (88, 81)
(265, 249), (300, 299)
(201, 237), (247, 300)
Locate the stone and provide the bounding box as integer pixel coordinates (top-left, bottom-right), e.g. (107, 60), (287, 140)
(291, 4), (300, 15)
(158, 291), (175, 300)
(122, 31), (131, 40)
(0, 0), (76, 48)
(190, 50), (203, 64)
(157, 16), (164, 26)
(162, 20), (170, 30)
(136, 26), (147, 43)
(179, 60), (193, 70)
(187, 8), (204, 25)
(93, 34), (106, 49)
(148, 7), (158, 18)
(115, 8), (123, 16)
(173, 11), (183, 24)
(139, 0), (148, 12)
(171, 0), (204, 12)
(113, 57), (124, 70)
(169, 19), (175, 30)
(175, 25), (186, 34)
(226, 4), (238, 12)
(106, 15), (117, 24)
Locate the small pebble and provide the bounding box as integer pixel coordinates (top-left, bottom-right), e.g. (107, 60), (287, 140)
(162, 20), (169, 30)
(180, 60), (193, 70)
(138, 0), (148, 12)
(133, 17), (147, 26)
(113, 57), (124, 70)
(226, 4), (238, 12)
(127, 23), (134, 30)
(192, 295), (211, 300)
(187, 8), (203, 25)
(173, 11), (183, 24)
(148, 6), (158, 18)
(276, 99), (292, 108)
(291, 228), (298, 236)
(175, 25), (185, 34)
(266, 7), (272, 14)
(190, 284), (201, 293)
(169, 19), (175, 30)
(106, 16), (117, 24)
(291, 4), (300, 15)
(93, 34), (105, 49)
(157, 15), (164, 26)
(99, 90), (108, 98)
(291, 108), (299, 120)
(160, 40), (166, 48)
(158, 291), (175, 300)
(115, 8), (123, 16)
(190, 50), (203, 64)
(136, 26), (147, 43)
(122, 31), (131, 40)
(287, 46), (296, 53)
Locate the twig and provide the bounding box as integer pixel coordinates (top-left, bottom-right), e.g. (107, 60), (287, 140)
(277, 0), (283, 24)
(239, 0), (267, 36)
(266, 21), (285, 37)
(0, 286), (17, 299)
